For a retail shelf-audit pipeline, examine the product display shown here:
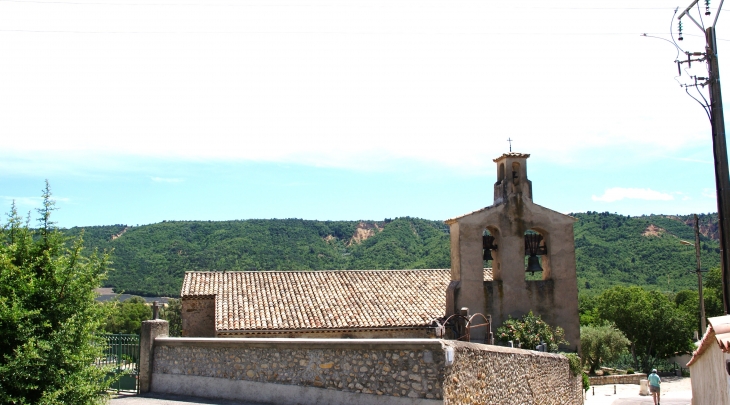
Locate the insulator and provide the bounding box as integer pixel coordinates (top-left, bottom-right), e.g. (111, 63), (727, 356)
(678, 21), (684, 41)
(706, 0), (712, 16)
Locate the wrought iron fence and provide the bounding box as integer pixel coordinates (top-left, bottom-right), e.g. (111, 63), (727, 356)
(95, 333), (140, 393)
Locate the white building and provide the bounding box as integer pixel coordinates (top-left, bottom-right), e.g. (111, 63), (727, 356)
(687, 315), (730, 405)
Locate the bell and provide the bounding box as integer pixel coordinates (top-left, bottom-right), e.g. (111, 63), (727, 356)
(526, 254), (543, 274)
(483, 249), (493, 261)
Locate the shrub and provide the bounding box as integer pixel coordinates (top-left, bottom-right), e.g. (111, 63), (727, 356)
(497, 311), (568, 352)
(626, 368), (635, 374)
(561, 352), (582, 376)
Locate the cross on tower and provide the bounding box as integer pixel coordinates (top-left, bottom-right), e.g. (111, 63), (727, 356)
(507, 138), (513, 152)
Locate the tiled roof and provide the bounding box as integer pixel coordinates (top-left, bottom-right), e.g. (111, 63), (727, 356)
(182, 269), (493, 332)
(493, 152), (530, 162)
(686, 315), (730, 366)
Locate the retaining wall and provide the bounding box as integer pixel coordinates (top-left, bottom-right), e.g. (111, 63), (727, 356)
(589, 373), (646, 386)
(142, 324), (582, 405)
(442, 341), (582, 405)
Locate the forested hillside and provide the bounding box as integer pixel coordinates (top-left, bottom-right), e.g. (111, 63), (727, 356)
(63, 213), (721, 297)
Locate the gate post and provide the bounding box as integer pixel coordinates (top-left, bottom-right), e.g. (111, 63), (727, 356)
(139, 319), (169, 394)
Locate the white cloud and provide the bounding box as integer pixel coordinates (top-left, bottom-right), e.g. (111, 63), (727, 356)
(0, 0), (714, 174)
(703, 188), (717, 199)
(150, 177), (184, 183)
(592, 188), (674, 203)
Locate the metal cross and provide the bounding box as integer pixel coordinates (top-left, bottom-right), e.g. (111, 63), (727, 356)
(507, 138), (513, 152)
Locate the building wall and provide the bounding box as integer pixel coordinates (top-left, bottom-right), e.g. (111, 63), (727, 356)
(146, 337), (582, 405)
(181, 298), (215, 337)
(447, 199), (580, 350)
(690, 343), (730, 405)
(442, 341), (582, 405)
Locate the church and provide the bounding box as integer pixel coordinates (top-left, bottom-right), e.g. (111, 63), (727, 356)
(180, 152), (580, 351)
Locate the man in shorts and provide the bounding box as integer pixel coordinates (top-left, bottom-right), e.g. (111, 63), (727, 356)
(648, 368), (661, 405)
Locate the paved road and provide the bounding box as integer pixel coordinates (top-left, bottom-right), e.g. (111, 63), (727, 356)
(110, 393), (270, 405)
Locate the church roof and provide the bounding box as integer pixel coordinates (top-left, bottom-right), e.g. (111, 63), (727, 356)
(182, 269), (493, 333)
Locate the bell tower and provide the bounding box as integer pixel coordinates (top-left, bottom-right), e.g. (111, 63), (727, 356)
(445, 152), (580, 351)
(493, 153), (532, 205)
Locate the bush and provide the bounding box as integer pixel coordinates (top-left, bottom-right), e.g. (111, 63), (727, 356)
(497, 311), (568, 352)
(561, 352), (582, 377)
(626, 368), (635, 374)
(582, 373), (590, 392)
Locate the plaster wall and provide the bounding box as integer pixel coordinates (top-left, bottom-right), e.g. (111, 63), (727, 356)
(447, 197), (580, 350)
(689, 343), (730, 405)
(182, 298), (215, 337)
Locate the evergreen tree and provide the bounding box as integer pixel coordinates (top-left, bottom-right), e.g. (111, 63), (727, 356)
(0, 182), (112, 404)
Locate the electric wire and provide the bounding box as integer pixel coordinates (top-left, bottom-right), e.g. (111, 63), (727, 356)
(685, 85), (712, 122)
(671, 7), (687, 55)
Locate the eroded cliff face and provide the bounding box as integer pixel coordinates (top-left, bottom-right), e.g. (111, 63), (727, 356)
(348, 221), (383, 246)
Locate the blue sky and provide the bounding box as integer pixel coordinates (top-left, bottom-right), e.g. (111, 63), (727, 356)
(0, 0), (726, 227)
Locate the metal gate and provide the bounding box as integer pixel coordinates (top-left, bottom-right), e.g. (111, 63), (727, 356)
(96, 333), (140, 393)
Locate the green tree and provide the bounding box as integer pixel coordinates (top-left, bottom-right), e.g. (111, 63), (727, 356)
(161, 298), (182, 337)
(580, 324), (630, 374)
(496, 311), (568, 352)
(597, 286), (694, 371)
(579, 293), (601, 326)
(0, 183), (112, 404)
(703, 267), (725, 318)
(103, 296), (152, 335)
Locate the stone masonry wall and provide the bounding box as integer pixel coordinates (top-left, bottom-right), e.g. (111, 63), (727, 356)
(442, 341), (582, 405)
(153, 338), (446, 400)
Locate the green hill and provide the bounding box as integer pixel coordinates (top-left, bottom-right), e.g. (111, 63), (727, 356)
(63, 212), (721, 297)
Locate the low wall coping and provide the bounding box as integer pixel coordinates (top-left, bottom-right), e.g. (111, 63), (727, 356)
(154, 337), (446, 351)
(445, 340), (569, 359)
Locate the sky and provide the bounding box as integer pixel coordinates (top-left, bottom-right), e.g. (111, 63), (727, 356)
(0, 0), (728, 227)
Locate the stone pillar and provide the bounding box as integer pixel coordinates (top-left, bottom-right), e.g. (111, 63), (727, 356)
(139, 319), (169, 393)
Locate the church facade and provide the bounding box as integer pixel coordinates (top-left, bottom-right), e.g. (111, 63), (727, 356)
(180, 153), (580, 351)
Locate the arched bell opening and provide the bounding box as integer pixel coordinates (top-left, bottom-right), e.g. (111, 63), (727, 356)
(524, 229), (548, 281)
(482, 227), (500, 275)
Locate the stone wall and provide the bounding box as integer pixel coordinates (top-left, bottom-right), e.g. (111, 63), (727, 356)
(442, 341), (582, 405)
(589, 373), (646, 386)
(151, 338), (445, 404)
(147, 337), (582, 405)
(181, 298), (215, 337)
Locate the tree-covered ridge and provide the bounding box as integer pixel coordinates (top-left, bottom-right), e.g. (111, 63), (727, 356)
(63, 212), (722, 298)
(65, 217), (451, 297)
(572, 212), (720, 295)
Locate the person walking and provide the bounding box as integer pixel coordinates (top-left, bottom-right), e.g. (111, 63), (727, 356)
(648, 368), (661, 405)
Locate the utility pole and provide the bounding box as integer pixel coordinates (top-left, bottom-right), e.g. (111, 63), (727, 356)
(695, 214), (707, 334)
(683, 215), (707, 334)
(705, 25), (730, 315)
(677, 0), (730, 314)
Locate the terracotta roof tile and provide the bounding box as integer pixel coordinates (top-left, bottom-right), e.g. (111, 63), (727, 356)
(182, 269), (493, 332)
(687, 315), (730, 366)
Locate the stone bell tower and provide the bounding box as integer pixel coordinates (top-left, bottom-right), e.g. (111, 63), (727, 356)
(444, 153), (580, 351)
